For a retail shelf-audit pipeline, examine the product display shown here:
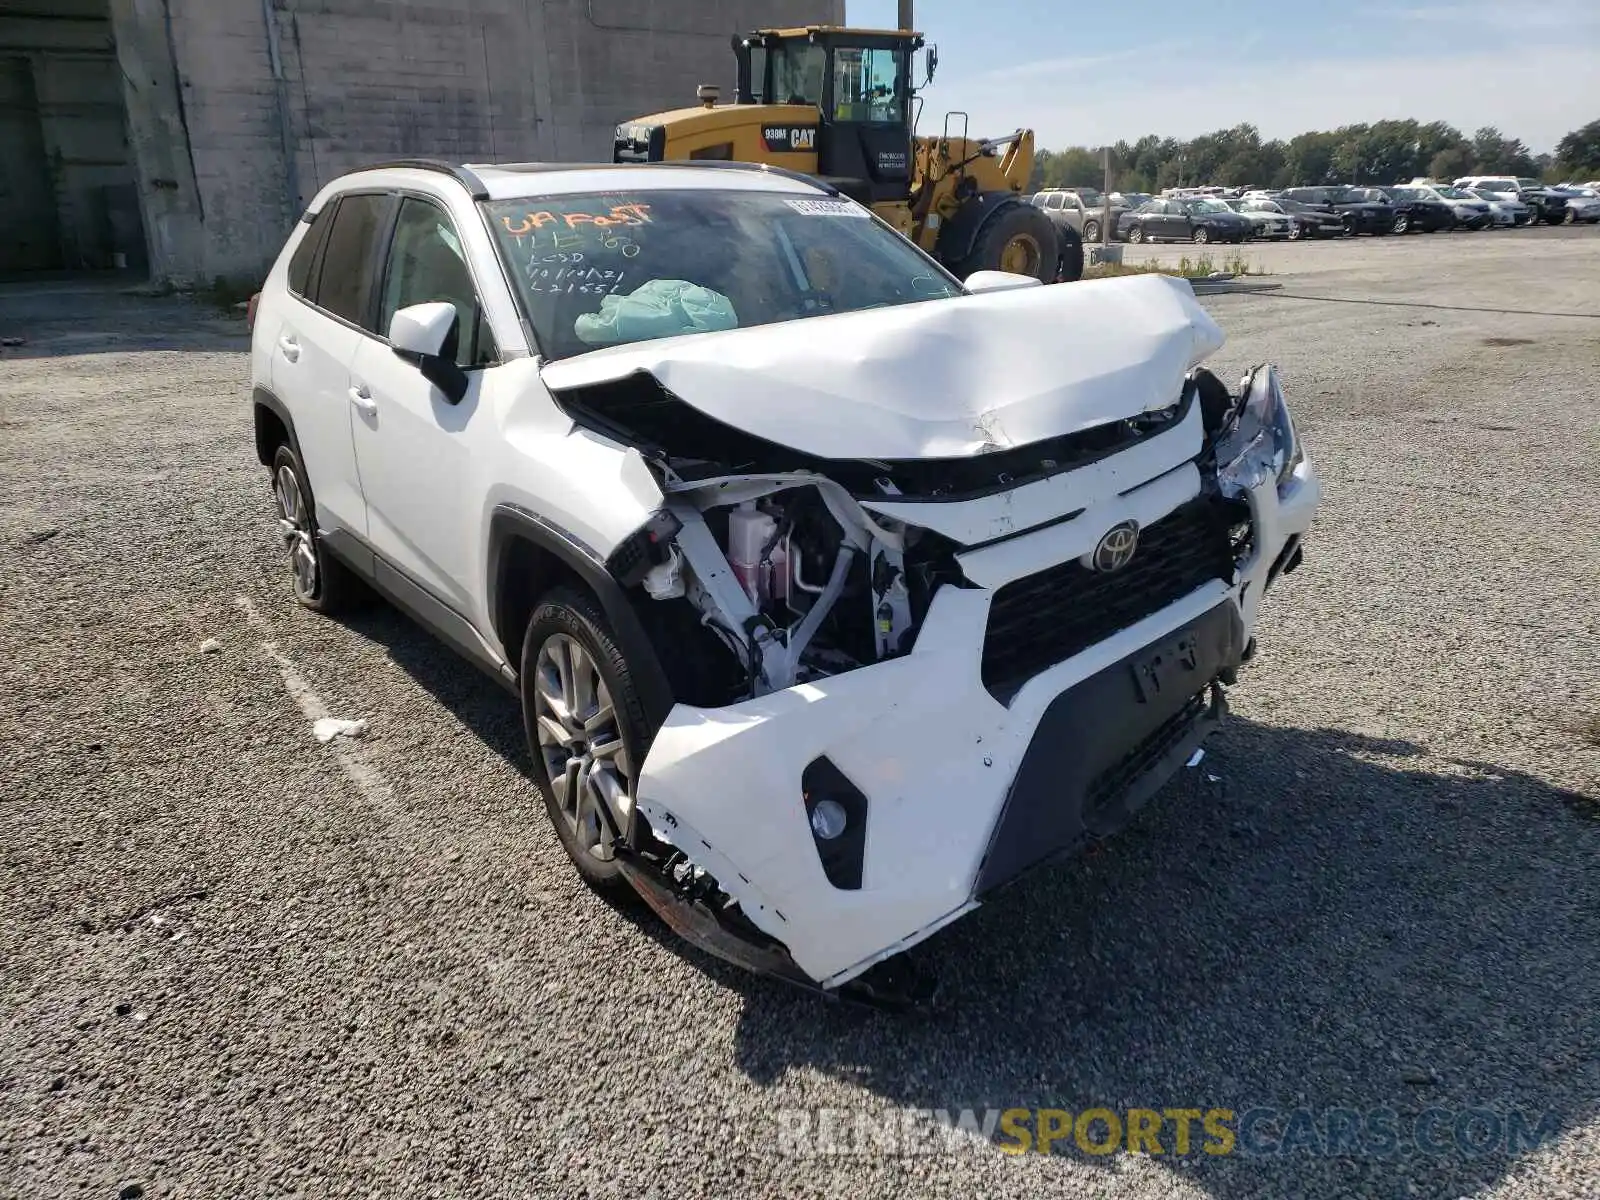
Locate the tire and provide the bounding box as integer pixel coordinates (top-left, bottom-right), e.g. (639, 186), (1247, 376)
(1191, 227), (1210, 245)
(520, 586), (650, 893)
(1564, 207), (1577, 225)
(1127, 223), (1145, 244)
(268, 443), (366, 614)
(957, 202), (1060, 284)
(1393, 214), (1410, 234)
(1054, 224), (1084, 283)
(1083, 219), (1100, 244)
(1288, 223), (1303, 240)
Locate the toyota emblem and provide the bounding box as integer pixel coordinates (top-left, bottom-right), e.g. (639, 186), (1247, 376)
(1091, 520), (1140, 572)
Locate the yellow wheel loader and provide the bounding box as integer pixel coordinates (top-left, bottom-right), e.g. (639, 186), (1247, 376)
(612, 25), (1083, 285)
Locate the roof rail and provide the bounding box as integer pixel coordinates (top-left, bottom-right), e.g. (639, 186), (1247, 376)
(649, 159), (838, 194)
(356, 158), (490, 200)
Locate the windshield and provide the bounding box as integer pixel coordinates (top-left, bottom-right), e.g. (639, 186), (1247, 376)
(1516, 178), (1543, 189)
(1436, 186), (1473, 200)
(485, 190), (962, 361)
(832, 46), (907, 124)
(1243, 200), (1284, 213)
(1185, 199), (1231, 214)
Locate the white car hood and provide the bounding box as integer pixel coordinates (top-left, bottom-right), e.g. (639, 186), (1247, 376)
(538, 273), (1225, 461)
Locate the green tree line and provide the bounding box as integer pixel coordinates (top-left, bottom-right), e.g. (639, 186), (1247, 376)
(1030, 118), (1600, 192)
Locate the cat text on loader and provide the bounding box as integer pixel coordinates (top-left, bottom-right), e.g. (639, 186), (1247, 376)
(612, 26), (1084, 284)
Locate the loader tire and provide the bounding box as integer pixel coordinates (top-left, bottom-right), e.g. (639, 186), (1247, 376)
(958, 203), (1059, 284)
(1054, 224), (1085, 283)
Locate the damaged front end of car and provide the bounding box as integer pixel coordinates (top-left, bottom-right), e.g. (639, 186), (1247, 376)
(538, 275), (1321, 1007)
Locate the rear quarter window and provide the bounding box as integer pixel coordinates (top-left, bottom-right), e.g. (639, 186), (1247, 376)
(286, 208), (332, 298)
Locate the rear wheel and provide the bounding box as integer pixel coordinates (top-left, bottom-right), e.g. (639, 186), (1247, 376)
(1191, 227), (1211, 245)
(1393, 214), (1410, 234)
(1127, 223), (1144, 244)
(1288, 223), (1304, 240)
(1083, 218), (1101, 243)
(521, 588), (649, 893)
(268, 443), (365, 614)
(958, 203), (1060, 284)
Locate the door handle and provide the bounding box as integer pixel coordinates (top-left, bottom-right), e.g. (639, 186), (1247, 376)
(277, 334), (300, 363)
(348, 384), (377, 417)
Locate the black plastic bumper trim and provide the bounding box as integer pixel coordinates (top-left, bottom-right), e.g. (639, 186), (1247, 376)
(975, 601), (1245, 895)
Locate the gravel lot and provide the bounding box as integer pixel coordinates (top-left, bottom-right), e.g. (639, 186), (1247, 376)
(2, 229), (1597, 1199)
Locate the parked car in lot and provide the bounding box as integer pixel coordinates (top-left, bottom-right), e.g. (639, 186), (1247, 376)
(1453, 176), (1567, 225)
(1544, 187), (1600, 223)
(1391, 183), (1492, 230)
(1110, 191), (1152, 211)
(1358, 186), (1453, 233)
(246, 157), (1319, 1004)
(1279, 186), (1395, 235)
(1460, 187), (1532, 227)
(1222, 198), (1294, 239)
(1029, 187), (1128, 244)
(1119, 197), (1254, 244)
(1273, 198), (1346, 238)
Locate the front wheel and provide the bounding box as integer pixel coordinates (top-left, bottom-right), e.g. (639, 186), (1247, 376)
(1564, 207), (1577, 225)
(1287, 223), (1304, 240)
(521, 587), (649, 893)
(1191, 227), (1210, 245)
(1083, 219), (1101, 244)
(1393, 215), (1410, 234)
(957, 202), (1060, 284)
(1127, 224), (1145, 244)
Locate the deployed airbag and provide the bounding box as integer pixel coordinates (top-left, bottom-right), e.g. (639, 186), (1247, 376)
(574, 279), (739, 347)
(542, 273), (1225, 460)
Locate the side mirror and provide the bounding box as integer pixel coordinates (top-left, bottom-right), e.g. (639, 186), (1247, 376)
(963, 270), (1043, 294)
(926, 46), (938, 84)
(388, 301), (468, 404)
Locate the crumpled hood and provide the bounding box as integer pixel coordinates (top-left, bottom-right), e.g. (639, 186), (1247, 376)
(538, 272), (1225, 461)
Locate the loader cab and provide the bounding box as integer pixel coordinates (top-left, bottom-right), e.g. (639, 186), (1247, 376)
(732, 27), (921, 205)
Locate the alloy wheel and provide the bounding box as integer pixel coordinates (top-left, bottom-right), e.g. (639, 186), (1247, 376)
(533, 633), (632, 863)
(274, 465), (318, 601)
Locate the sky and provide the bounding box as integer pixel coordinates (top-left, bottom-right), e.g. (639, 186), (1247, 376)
(847, 0), (1600, 153)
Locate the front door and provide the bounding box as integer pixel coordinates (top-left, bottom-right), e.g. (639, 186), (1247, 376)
(349, 195), (497, 615)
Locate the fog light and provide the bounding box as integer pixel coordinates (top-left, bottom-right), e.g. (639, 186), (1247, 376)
(809, 798), (848, 841)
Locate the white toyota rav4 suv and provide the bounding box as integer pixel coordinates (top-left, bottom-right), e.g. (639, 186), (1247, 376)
(250, 158), (1320, 1005)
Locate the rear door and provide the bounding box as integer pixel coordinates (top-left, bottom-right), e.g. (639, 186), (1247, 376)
(273, 191), (395, 539)
(348, 194), (500, 615)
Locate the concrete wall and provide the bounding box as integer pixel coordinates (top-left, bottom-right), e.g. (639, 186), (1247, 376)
(0, 1), (141, 272)
(109, 0), (845, 287)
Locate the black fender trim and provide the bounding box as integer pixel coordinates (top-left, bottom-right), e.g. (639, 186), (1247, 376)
(252, 385), (301, 467)
(935, 191), (1025, 267)
(486, 503), (677, 735)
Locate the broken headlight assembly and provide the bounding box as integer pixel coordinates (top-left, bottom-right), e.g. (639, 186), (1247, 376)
(1216, 365), (1302, 497)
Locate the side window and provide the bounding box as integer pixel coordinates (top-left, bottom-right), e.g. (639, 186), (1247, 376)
(1045, 194), (1065, 210)
(377, 196), (497, 369)
(286, 206), (332, 299)
(314, 192), (391, 329)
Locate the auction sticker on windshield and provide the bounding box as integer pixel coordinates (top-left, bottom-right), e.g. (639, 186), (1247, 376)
(785, 198), (870, 218)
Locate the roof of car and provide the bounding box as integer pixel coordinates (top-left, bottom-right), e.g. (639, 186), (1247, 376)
(330, 158), (835, 203)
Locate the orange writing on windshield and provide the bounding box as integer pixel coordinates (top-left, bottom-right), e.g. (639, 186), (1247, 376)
(501, 203), (652, 236)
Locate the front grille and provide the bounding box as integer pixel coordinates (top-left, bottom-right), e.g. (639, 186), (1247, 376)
(1084, 691), (1208, 820)
(980, 497), (1236, 698)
